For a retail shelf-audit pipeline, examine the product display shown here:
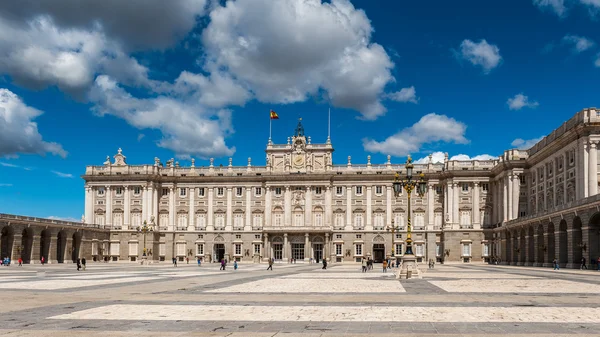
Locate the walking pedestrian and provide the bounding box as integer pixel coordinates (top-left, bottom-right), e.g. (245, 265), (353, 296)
(41, 256), (45, 265)
(553, 258), (559, 270)
(186, 257), (189, 264)
(382, 260), (388, 273)
(361, 258), (367, 273)
(76, 258), (81, 271)
(267, 258), (273, 270)
(197, 257), (202, 266)
(234, 260), (238, 270)
(18, 257), (22, 266)
(581, 256), (588, 270)
(82, 257), (87, 271)
(220, 259), (226, 271)
(322, 258), (327, 270)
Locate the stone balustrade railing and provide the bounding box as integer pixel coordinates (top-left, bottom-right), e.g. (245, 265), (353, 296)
(0, 213), (107, 229)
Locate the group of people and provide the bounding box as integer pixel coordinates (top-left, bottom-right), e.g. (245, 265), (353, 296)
(76, 258), (86, 271)
(1, 257), (19, 266)
(219, 259), (238, 270)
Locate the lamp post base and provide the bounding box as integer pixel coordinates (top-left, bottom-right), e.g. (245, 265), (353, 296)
(396, 254), (422, 279)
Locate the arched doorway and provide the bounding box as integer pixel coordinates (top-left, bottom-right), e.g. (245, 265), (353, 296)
(572, 217), (583, 267)
(56, 230), (67, 263)
(0, 226), (14, 260)
(40, 229), (51, 263)
(589, 212), (600, 265)
(20, 228), (34, 264)
(558, 220), (568, 267)
(528, 226), (535, 265)
(546, 222), (555, 264)
(536, 224), (544, 265)
(71, 232), (82, 263)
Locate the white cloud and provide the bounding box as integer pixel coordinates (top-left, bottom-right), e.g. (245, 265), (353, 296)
(458, 39), (502, 74)
(580, 0), (600, 10)
(415, 151), (496, 164)
(90, 75), (235, 159)
(507, 93), (539, 110)
(595, 53), (600, 67)
(511, 137), (544, 150)
(201, 0), (395, 120)
(0, 89), (67, 158)
(47, 215), (80, 222)
(173, 71), (252, 108)
(0, 162), (20, 168)
(533, 0), (567, 17)
(562, 35), (595, 53)
(385, 86), (418, 104)
(363, 113), (468, 156)
(52, 170), (73, 178)
(0, 183), (12, 187)
(137, 134), (145, 142)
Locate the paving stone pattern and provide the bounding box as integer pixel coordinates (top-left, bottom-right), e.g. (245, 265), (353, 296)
(0, 262), (600, 336)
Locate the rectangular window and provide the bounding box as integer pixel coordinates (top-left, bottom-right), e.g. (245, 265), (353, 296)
(436, 244), (441, 257)
(217, 187), (224, 196)
(180, 188), (187, 197)
(253, 214), (262, 228)
(335, 213), (344, 228)
(134, 186), (141, 195)
(482, 183), (489, 192)
(159, 243), (166, 256)
(275, 187), (282, 195)
(315, 187), (322, 195)
(177, 214), (187, 228)
(234, 214), (243, 229)
(335, 244), (342, 255)
(116, 187), (123, 195)
(198, 188), (205, 197)
(128, 242), (138, 256)
(235, 234), (241, 239)
(176, 243), (186, 256)
(356, 186), (363, 195)
(395, 244), (403, 256)
(197, 244), (204, 256)
(375, 186), (383, 194)
(356, 234), (362, 239)
(519, 175), (526, 185)
(235, 244), (242, 255)
(255, 187), (262, 195)
(462, 183), (469, 192)
(483, 243), (490, 257)
(336, 234), (342, 239)
(97, 187), (105, 196)
(336, 186), (343, 195)
(236, 187), (243, 196)
(415, 244), (424, 257)
(355, 244), (363, 256)
(110, 242), (120, 256)
(254, 243), (261, 255)
(255, 234), (261, 239)
(462, 243), (471, 256)
(435, 185), (442, 194)
(162, 188), (169, 197)
(354, 213), (363, 227)
(274, 213), (282, 226)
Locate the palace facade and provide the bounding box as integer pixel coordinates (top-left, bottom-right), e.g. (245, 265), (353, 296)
(82, 107), (600, 265)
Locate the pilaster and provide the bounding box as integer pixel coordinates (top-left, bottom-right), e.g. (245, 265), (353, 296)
(345, 185), (353, 231)
(245, 187), (252, 231)
(207, 187), (214, 231)
(473, 182), (480, 229)
(305, 186), (312, 227)
(188, 187), (195, 231)
(226, 187), (233, 231)
(365, 185), (372, 231)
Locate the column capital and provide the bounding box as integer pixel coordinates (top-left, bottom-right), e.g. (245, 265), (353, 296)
(305, 233), (309, 237)
(284, 233), (288, 237)
(591, 141), (598, 149)
(124, 186), (129, 190)
(474, 182), (479, 187)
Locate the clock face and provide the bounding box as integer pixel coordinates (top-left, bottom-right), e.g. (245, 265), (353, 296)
(294, 154), (304, 166)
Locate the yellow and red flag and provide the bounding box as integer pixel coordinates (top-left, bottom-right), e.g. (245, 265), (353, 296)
(270, 110), (279, 120)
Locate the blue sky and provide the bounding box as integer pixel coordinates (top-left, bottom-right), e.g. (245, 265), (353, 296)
(0, 0), (599, 220)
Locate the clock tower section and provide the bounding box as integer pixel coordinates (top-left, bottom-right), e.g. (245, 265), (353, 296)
(265, 118), (334, 173)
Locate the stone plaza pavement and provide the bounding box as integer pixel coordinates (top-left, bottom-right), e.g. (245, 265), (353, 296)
(0, 261), (600, 336)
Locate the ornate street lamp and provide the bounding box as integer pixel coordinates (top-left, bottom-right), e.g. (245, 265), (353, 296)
(386, 220), (401, 258)
(137, 220), (154, 257)
(392, 155), (427, 256)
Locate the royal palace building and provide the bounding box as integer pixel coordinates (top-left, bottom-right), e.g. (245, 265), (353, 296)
(81, 107), (600, 266)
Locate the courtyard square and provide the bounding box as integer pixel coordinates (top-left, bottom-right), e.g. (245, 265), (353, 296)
(0, 262), (600, 336)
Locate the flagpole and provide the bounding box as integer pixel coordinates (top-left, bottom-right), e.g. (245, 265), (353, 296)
(269, 115), (272, 144)
(327, 107), (331, 144)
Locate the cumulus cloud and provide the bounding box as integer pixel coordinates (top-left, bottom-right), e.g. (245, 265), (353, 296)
(0, 89), (67, 158)
(363, 113), (468, 156)
(385, 86), (418, 104)
(562, 35), (595, 53)
(512, 137), (544, 150)
(533, 0), (567, 17)
(90, 75), (235, 159)
(201, 0), (395, 120)
(457, 39), (502, 74)
(173, 71), (251, 108)
(414, 151), (496, 164)
(507, 93), (539, 110)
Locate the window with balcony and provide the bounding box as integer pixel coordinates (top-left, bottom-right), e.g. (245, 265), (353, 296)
(395, 244), (403, 256)
(334, 213), (344, 228)
(254, 243), (261, 255)
(462, 243), (472, 257)
(335, 244), (342, 255)
(197, 244), (204, 256)
(233, 213), (244, 229)
(460, 211), (471, 228)
(355, 244), (363, 256)
(253, 214), (262, 228)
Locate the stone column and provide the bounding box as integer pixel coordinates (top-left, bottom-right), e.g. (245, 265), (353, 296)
(152, 185), (158, 223)
(446, 182), (453, 226)
(583, 141), (589, 198)
(85, 186), (92, 224)
(304, 233), (310, 261)
(427, 183), (434, 229)
(106, 186), (113, 228)
(283, 233), (288, 261)
(245, 187), (252, 231)
(452, 183), (459, 226)
(503, 178), (508, 223)
(142, 186), (147, 224)
(305, 186), (312, 227)
(589, 141), (598, 196)
(263, 233), (269, 261)
(124, 186), (130, 230)
(147, 184), (154, 223)
(265, 186), (272, 228)
(226, 187), (233, 231)
(169, 186), (175, 231)
(513, 174), (520, 219)
(533, 231), (540, 266)
(325, 186), (332, 227)
(207, 187), (214, 231)
(346, 186), (352, 230)
(366, 186), (372, 230)
(507, 175), (513, 221)
(473, 182), (480, 229)
(386, 185), (392, 226)
(284, 186), (291, 226)
(188, 187), (195, 231)
(325, 233), (330, 260)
